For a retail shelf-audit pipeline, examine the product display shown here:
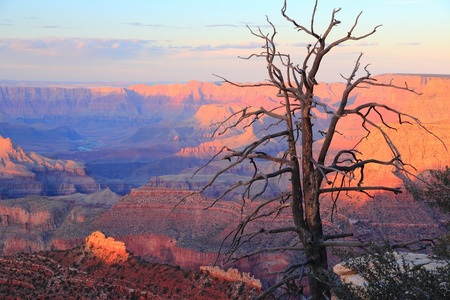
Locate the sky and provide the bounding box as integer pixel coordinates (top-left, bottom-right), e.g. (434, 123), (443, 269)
(0, 0), (449, 84)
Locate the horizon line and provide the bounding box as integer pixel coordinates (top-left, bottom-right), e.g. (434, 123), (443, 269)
(1, 73), (449, 88)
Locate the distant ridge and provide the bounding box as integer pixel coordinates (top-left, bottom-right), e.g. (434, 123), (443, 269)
(1, 74), (448, 88)
(0, 79), (181, 88)
(383, 73), (450, 78)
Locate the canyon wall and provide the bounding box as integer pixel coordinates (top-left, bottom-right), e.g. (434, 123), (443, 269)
(0, 135), (100, 198)
(0, 185), (446, 286)
(0, 74), (448, 191)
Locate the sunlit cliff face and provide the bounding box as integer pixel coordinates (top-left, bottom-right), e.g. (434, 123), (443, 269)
(85, 231), (129, 264)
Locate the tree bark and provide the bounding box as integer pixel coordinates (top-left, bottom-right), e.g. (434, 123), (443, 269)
(301, 97), (330, 299)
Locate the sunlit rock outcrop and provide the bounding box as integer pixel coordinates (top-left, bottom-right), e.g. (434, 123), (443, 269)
(200, 266), (262, 290)
(85, 231), (129, 264)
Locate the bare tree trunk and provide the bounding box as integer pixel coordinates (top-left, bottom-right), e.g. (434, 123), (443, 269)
(189, 1), (433, 298)
(306, 242), (329, 299)
(302, 98), (330, 299)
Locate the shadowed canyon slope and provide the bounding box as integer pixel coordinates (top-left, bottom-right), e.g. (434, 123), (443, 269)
(0, 187), (446, 288)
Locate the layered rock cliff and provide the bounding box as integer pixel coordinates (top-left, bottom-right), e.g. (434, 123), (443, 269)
(0, 190), (118, 256)
(0, 186), (446, 287)
(0, 74), (448, 192)
(0, 135), (100, 198)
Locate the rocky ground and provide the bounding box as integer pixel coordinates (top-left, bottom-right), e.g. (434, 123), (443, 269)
(0, 231), (261, 299)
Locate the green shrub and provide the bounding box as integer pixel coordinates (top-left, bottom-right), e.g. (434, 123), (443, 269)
(333, 250), (450, 300)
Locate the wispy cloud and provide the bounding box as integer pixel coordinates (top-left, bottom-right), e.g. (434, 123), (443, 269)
(399, 42), (420, 46)
(355, 42), (379, 47)
(122, 22), (164, 28)
(292, 43), (311, 48)
(0, 18), (13, 26)
(37, 25), (60, 29)
(0, 37), (163, 59)
(206, 24), (242, 28)
(291, 42), (347, 48)
(167, 45), (192, 50)
(190, 42), (261, 51)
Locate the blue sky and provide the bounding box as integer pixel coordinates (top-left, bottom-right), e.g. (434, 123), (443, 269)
(1, 0), (449, 84)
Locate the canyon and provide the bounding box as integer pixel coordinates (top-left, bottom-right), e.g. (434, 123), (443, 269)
(0, 135), (101, 199)
(0, 74), (448, 291)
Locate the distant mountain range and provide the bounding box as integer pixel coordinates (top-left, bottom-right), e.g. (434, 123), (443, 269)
(0, 74), (448, 193)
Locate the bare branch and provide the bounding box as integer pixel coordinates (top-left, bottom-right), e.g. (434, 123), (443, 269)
(282, 0), (319, 39)
(344, 102), (447, 151)
(327, 156), (402, 174)
(310, 156), (333, 184)
(364, 78), (422, 95)
(319, 186), (402, 194)
(322, 8), (342, 40)
(255, 271), (307, 300)
(195, 1), (443, 298)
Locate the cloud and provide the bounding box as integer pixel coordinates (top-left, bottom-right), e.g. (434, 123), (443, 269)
(0, 18), (13, 26)
(206, 22), (262, 29)
(38, 25), (60, 29)
(292, 43), (311, 48)
(167, 45), (192, 50)
(355, 42), (379, 47)
(191, 42), (261, 51)
(0, 37), (164, 59)
(399, 42), (420, 46)
(206, 24), (242, 28)
(122, 22), (164, 28)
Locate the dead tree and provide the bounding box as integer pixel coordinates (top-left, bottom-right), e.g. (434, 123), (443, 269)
(186, 1), (435, 299)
